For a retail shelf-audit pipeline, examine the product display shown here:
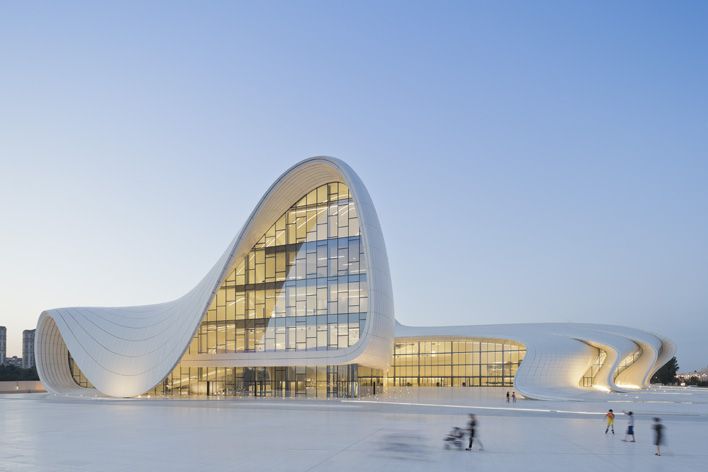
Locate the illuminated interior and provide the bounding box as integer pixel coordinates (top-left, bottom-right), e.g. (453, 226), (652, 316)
(389, 339), (526, 387)
(39, 156), (675, 401)
(614, 347), (643, 388)
(71, 182), (374, 397)
(190, 181), (368, 355)
(579, 347), (607, 387)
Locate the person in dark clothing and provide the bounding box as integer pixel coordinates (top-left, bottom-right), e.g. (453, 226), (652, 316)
(465, 414), (484, 451)
(506, 391), (510, 403)
(653, 417), (665, 456)
(511, 391), (516, 403)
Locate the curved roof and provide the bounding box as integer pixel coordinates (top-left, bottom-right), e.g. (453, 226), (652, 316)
(34, 156), (674, 401)
(35, 157), (395, 397)
(394, 322), (675, 400)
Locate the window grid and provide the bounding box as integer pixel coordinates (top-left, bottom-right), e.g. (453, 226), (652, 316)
(68, 182), (371, 392)
(390, 340), (526, 387)
(68, 353), (93, 388)
(193, 182), (368, 355)
(146, 365), (382, 399)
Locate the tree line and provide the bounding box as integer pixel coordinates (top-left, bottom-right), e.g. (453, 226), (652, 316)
(0, 365), (40, 381)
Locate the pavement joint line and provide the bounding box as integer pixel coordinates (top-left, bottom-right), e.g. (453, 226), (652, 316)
(563, 431), (626, 471)
(342, 400), (708, 418)
(303, 426), (386, 472)
(342, 400), (606, 415)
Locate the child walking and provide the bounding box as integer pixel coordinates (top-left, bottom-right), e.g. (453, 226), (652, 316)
(604, 409), (615, 435)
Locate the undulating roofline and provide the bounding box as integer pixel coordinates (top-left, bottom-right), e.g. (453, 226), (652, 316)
(35, 156), (674, 400)
(35, 157), (394, 397)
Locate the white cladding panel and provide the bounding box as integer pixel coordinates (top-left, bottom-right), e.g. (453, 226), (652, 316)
(34, 157), (673, 401)
(36, 157), (395, 397)
(394, 322), (674, 400)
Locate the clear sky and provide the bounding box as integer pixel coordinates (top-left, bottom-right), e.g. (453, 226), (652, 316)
(1, 1), (707, 370)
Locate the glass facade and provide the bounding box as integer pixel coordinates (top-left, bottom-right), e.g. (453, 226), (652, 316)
(69, 353), (93, 388)
(69, 350), (380, 398)
(580, 348), (607, 387)
(70, 182), (372, 398)
(62, 183), (553, 398)
(389, 339), (526, 387)
(187, 181), (368, 356)
(148, 181), (371, 397)
(614, 348), (642, 381)
(145, 365), (381, 399)
(579, 346), (642, 388)
(52, 165), (661, 400)
(68, 337), (527, 396)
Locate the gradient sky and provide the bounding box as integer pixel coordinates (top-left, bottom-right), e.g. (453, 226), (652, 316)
(1, 1), (707, 370)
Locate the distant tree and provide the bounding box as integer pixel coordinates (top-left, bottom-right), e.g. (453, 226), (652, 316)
(0, 365), (40, 381)
(685, 375), (708, 387)
(22, 366), (39, 381)
(651, 356), (679, 385)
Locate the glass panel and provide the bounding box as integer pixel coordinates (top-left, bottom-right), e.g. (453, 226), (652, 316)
(70, 182), (380, 399)
(389, 338), (526, 388)
(164, 182), (368, 359)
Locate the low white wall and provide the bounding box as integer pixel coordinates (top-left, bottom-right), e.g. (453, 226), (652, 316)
(0, 381), (46, 393)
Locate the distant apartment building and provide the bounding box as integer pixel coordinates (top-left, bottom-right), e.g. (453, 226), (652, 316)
(0, 326), (6, 365)
(22, 329), (36, 369)
(677, 367), (708, 383)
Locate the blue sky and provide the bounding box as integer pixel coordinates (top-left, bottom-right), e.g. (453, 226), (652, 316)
(1, 1), (707, 369)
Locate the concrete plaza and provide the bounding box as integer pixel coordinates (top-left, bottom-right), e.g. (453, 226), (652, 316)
(1, 387), (706, 471)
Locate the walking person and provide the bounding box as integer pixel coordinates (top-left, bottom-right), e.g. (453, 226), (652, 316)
(622, 411), (635, 442)
(506, 391), (510, 403)
(604, 409), (615, 435)
(653, 417), (665, 456)
(511, 391), (516, 403)
(465, 414), (484, 451)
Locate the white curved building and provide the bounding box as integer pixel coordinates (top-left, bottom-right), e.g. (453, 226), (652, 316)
(35, 157), (674, 400)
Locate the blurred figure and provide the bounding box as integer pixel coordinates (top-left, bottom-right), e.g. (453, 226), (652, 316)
(512, 391), (517, 403)
(653, 418), (665, 456)
(622, 411), (635, 442)
(605, 409), (615, 434)
(444, 427), (465, 450)
(465, 414), (484, 451)
(506, 391), (510, 403)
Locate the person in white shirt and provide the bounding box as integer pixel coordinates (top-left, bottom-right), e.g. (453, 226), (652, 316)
(622, 411), (635, 442)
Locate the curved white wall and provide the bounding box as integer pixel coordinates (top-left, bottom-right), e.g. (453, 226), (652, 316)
(36, 157), (395, 397)
(34, 157), (675, 401)
(394, 322), (675, 400)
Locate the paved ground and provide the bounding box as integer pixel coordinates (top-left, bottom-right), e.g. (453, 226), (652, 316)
(1, 387), (707, 471)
